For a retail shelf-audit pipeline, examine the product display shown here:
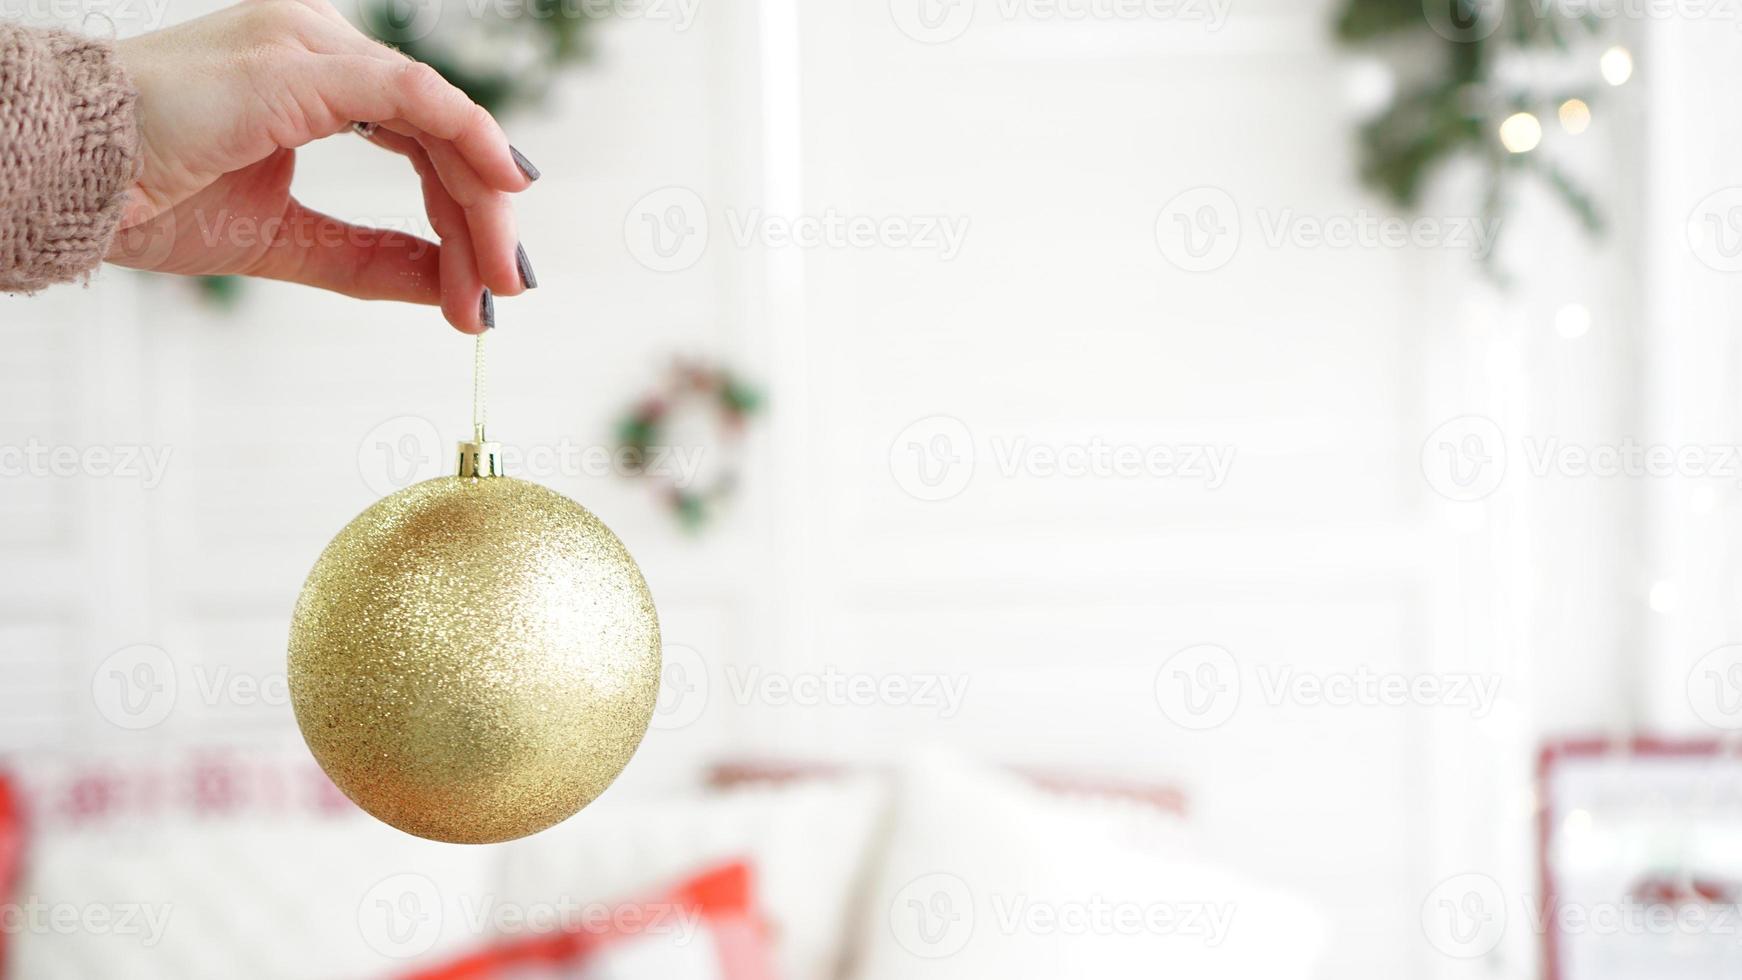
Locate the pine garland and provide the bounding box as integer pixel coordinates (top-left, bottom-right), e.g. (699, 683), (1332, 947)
(360, 0), (601, 112)
(1335, 0), (1609, 279)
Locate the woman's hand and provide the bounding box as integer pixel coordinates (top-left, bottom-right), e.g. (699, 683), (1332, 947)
(109, 0), (534, 333)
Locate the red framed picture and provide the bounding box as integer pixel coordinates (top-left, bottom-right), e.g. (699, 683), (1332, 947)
(1537, 737), (1742, 980)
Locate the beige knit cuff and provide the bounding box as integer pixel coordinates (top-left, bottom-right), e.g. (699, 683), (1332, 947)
(0, 22), (141, 294)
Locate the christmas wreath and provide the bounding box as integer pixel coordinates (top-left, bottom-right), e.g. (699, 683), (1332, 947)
(615, 361), (763, 530)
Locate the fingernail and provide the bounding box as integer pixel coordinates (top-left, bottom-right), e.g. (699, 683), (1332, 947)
(515, 243), (538, 290)
(480, 289), (495, 330)
(510, 146), (540, 182)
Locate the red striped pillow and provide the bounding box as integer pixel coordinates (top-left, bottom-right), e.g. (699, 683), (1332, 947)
(0, 773), (21, 979)
(401, 862), (776, 980)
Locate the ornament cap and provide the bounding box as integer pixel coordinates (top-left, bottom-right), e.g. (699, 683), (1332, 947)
(457, 438), (504, 478)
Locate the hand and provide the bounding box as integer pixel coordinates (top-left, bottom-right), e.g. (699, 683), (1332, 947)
(108, 0), (535, 333)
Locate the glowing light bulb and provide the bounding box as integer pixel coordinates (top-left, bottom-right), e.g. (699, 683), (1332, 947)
(1558, 98), (1591, 134)
(1499, 112), (1543, 153)
(1600, 46), (1633, 86)
(1344, 59), (1396, 116)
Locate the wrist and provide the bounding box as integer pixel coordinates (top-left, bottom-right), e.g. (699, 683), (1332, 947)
(0, 23), (142, 291)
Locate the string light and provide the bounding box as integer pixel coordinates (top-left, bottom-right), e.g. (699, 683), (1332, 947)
(1344, 60), (1396, 116)
(1558, 98), (1591, 135)
(1600, 46), (1634, 86)
(1499, 112), (1543, 153)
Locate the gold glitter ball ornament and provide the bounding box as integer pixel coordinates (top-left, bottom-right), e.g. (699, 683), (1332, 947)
(288, 447), (660, 844)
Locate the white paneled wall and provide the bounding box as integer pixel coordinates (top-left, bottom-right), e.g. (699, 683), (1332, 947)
(772, 7), (1435, 978)
(1642, 18), (1742, 730)
(0, 3), (1685, 980)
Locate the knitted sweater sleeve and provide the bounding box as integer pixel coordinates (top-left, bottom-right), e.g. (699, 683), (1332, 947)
(0, 21), (139, 294)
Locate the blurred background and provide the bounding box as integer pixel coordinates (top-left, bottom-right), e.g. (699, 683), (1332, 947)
(4, 0), (1742, 977)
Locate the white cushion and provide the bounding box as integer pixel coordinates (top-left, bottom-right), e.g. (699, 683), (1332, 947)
(848, 752), (1326, 980)
(8, 812), (496, 980)
(498, 774), (889, 980)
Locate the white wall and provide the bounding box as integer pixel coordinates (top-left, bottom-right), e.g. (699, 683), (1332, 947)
(1641, 16), (1742, 731)
(0, 3), (1710, 980)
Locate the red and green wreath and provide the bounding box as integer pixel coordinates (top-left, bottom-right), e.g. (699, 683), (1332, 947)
(615, 361), (762, 531)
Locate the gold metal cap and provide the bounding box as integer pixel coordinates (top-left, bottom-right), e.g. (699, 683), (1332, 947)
(457, 439), (503, 478)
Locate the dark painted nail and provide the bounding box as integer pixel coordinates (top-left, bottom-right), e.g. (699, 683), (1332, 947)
(509, 146), (540, 182)
(479, 289), (495, 330)
(515, 243), (538, 290)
